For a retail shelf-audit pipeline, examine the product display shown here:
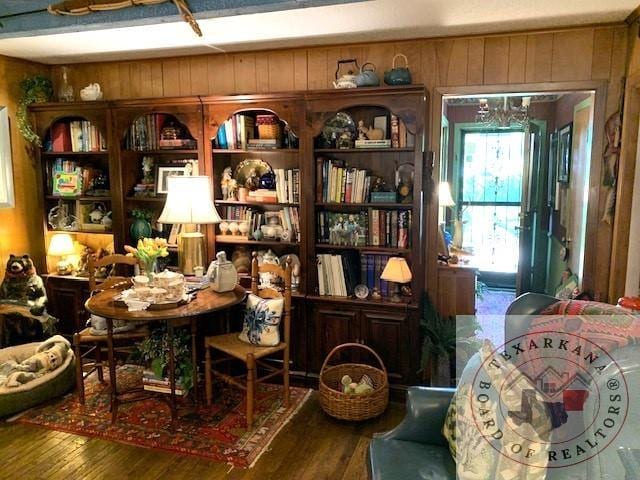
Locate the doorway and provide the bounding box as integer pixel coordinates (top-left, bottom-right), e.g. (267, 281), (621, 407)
(439, 91), (596, 325)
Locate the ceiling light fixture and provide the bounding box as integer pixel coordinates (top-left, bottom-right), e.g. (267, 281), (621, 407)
(475, 96), (531, 128)
(48, 0), (202, 37)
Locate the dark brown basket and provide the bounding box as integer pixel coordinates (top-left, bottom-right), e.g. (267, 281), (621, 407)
(319, 343), (389, 421)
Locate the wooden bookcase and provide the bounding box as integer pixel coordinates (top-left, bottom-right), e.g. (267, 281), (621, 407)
(29, 87), (429, 390)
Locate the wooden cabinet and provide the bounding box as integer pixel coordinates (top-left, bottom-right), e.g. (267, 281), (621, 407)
(44, 275), (91, 336)
(437, 264), (478, 318)
(310, 301), (417, 388)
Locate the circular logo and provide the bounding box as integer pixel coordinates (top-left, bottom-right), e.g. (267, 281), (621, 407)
(470, 330), (629, 469)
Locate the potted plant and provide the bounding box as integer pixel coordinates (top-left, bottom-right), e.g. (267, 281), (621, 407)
(418, 292), (481, 386)
(17, 74), (53, 146)
(130, 326), (194, 393)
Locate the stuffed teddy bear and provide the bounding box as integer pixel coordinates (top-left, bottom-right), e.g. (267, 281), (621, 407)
(0, 255), (48, 315)
(0, 255), (57, 346)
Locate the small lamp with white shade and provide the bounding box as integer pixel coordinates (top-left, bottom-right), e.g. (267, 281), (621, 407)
(48, 233), (75, 275)
(380, 257), (413, 303)
(158, 175), (221, 275)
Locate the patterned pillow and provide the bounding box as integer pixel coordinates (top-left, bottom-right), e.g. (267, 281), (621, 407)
(238, 294), (284, 346)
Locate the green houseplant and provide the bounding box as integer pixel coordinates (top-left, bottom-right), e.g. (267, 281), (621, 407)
(130, 326), (194, 393)
(418, 292), (481, 386)
(17, 75), (53, 146)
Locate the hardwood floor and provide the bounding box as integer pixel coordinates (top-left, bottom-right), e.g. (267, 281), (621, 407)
(0, 393), (405, 479)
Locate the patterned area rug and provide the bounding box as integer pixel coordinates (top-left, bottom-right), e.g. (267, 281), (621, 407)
(15, 365), (311, 468)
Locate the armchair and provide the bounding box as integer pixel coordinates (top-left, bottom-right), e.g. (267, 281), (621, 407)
(367, 386), (456, 480)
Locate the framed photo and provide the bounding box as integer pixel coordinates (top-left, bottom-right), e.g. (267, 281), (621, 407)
(557, 123), (572, 184)
(155, 165), (188, 194)
(547, 130), (558, 208)
(0, 106), (14, 208)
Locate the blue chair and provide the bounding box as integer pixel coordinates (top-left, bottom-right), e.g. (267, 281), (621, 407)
(367, 386), (456, 480)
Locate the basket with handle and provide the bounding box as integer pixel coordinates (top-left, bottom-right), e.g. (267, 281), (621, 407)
(319, 342), (389, 421)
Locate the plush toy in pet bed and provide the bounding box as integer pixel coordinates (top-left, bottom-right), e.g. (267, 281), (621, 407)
(0, 337), (75, 417)
(0, 255), (58, 346)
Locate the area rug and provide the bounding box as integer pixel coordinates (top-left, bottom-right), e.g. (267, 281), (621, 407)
(14, 365), (311, 468)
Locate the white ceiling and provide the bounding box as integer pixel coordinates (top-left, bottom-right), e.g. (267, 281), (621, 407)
(0, 0), (635, 64)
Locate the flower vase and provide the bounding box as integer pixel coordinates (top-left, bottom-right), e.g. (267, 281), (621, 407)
(141, 259), (158, 282)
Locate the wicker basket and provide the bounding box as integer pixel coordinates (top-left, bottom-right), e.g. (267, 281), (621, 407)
(256, 114), (281, 141)
(319, 343), (389, 421)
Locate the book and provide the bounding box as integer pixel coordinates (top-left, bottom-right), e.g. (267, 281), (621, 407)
(390, 114), (399, 148)
(354, 139), (391, 148)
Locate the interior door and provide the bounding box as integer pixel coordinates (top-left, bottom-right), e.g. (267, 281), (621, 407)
(515, 123), (539, 295)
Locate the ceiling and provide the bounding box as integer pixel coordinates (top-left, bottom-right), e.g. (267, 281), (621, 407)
(0, 0), (636, 64)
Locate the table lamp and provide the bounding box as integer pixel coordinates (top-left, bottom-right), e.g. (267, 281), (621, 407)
(381, 257), (412, 303)
(158, 175), (221, 275)
(48, 233), (75, 275)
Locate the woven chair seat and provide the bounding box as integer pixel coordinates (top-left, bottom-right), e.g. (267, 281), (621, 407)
(205, 333), (285, 360)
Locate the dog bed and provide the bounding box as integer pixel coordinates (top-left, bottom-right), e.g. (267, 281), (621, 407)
(0, 342), (75, 417)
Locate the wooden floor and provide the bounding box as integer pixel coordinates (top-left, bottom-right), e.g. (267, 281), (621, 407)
(0, 393), (404, 480)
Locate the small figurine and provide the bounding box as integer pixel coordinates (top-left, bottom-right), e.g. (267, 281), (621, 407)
(227, 179), (238, 200)
(221, 166), (233, 200)
(357, 120), (369, 140)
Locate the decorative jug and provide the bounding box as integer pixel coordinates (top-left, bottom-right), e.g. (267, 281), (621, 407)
(207, 251), (237, 293)
(354, 62), (380, 87)
(80, 83), (103, 101)
(384, 54), (412, 86)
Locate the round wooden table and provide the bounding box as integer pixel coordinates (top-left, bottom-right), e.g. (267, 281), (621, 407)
(85, 284), (246, 424)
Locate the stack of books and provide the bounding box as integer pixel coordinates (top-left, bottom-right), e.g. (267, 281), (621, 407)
(215, 114), (255, 150)
(49, 120), (106, 152)
(274, 168), (300, 204)
(316, 252), (397, 298)
(316, 158), (373, 203)
(142, 370), (187, 396)
(248, 189), (278, 203)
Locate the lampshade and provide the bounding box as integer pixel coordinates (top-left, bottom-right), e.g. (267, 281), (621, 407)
(48, 233), (75, 256)
(380, 257), (413, 283)
(158, 175), (221, 225)
(438, 181), (455, 207)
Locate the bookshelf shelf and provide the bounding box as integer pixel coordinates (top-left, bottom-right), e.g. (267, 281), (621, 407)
(315, 244), (410, 254)
(42, 151), (108, 156)
(123, 149), (198, 155)
(46, 195), (112, 201)
(212, 148), (299, 154)
(215, 237), (299, 247)
(48, 228), (112, 234)
(307, 294), (417, 309)
(315, 147), (414, 154)
(125, 196), (165, 203)
(315, 202), (412, 209)
(216, 200), (299, 207)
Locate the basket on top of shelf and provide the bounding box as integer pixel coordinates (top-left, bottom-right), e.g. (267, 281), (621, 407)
(319, 342), (388, 421)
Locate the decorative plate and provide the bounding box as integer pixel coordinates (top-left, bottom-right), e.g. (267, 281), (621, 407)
(234, 159), (273, 188)
(318, 111), (356, 148)
(354, 284), (369, 299)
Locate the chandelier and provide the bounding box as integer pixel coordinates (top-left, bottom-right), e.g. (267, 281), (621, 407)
(475, 96), (531, 128)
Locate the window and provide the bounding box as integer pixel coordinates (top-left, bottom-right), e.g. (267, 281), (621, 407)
(0, 106), (14, 208)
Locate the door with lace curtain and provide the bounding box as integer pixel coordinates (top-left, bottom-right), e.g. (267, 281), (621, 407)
(459, 130), (525, 287)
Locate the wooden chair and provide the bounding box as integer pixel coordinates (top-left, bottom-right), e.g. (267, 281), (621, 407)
(73, 254), (150, 404)
(204, 253), (292, 428)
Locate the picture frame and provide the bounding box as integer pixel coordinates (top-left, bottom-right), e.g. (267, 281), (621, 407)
(557, 123), (572, 184)
(0, 106), (15, 208)
(155, 165), (189, 194)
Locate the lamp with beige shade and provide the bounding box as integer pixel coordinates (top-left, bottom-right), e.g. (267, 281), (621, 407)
(48, 233), (76, 275)
(380, 257), (412, 303)
(158, 175), (221, 275)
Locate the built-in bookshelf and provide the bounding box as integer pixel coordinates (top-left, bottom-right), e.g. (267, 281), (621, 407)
(206, 100), (305, 291)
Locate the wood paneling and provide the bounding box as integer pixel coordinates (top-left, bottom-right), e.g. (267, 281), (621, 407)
(41, 24), (631, 301)
(0, 55), (49, 277)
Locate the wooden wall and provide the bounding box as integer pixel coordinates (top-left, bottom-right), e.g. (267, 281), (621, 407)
(51, 25), (628, 300)
(0, 55), (49, 278)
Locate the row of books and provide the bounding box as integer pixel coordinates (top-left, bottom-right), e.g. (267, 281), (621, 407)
(125, 113), (196, 151)
(317, 209), (411, 248)
(274, 168), (300, 204)
(142, 369), (187, 396)
(48, 120), (106, 152)
(316, 252), (396, 297)
(317, 158), (373, 203)
(221, 205), (301, 242)
(215, 114), (256, 150)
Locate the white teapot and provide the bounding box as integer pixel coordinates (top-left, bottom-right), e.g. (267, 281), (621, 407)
(80, 83), (103, 101)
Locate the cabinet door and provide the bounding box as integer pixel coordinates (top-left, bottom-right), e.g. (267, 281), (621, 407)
(437, 266), (477, 317)
(45, 279), (88, 335)
(289, 299), (307, 374)
(361, 310), (410, 385)
(311, 306), (359, 371)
